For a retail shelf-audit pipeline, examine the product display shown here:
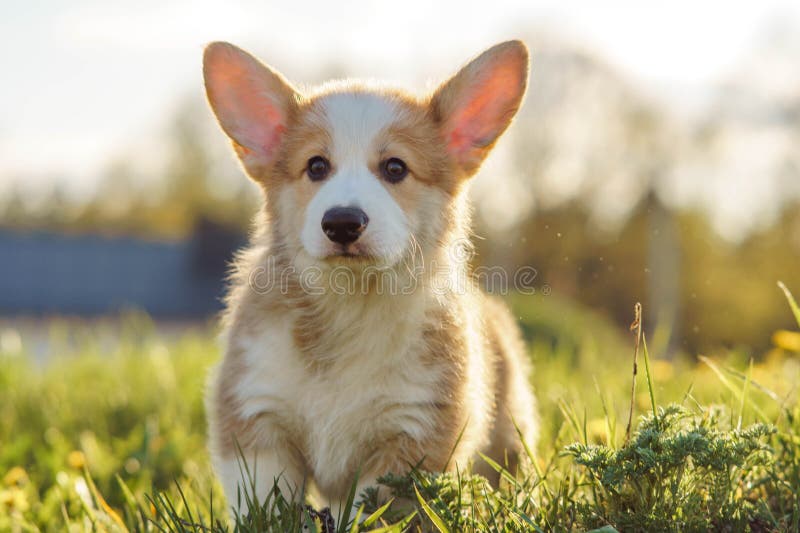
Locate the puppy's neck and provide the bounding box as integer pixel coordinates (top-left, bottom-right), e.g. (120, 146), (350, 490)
(281, 237), (468, 368)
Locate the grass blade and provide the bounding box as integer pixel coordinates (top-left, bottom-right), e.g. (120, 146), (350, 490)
(698, 355), (770, 423)
(641, 334), (657, 419)
(362, 498), (394, 527)
(414, 484), (450, 533)
(336, 470), (360, 532)
(477, 452), (517, 485)
(368, 511), (417, 533)
(778, 281), (800, 329)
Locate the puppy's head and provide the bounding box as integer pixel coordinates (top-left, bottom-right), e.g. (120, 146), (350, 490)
(204, 41), (528, 270)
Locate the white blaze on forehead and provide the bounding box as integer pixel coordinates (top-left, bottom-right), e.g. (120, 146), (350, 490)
(300, 90), (410, 264)
(318, 91), (399, 161)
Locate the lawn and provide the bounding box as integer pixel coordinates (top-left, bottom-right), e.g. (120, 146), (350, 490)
(2, 285), (800, 532)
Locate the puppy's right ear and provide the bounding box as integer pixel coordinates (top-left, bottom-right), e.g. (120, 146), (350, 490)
(203, 42), (298, 175)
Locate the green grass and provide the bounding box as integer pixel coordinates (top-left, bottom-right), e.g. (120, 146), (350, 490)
(2, 287), (800, 532)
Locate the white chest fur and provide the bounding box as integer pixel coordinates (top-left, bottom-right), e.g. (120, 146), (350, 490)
(229, 291), (444, 490)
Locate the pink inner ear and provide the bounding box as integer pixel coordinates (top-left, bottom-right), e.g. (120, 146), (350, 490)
(244, 107), (286, 159)
(446, 64), (521, 156)
(205, 45), (289, 159)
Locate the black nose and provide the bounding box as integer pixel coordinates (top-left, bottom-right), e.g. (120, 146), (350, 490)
(321, 207), (369, 245)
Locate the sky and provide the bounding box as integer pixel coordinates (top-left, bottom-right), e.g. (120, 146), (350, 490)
(1, 1), (799, 209)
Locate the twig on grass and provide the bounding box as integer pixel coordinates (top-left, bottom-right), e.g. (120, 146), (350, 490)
(625, 302), (643, 444)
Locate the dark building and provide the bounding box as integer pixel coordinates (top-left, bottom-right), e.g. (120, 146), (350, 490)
(0, 221), (245, 317)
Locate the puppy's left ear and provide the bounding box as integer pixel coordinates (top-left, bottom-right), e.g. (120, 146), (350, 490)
(431, 40), (529, 176)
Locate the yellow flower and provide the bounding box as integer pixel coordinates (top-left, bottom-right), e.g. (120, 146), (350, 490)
(637, 392), (653, 410)
(0, 487), (29, 512)
(773, 330), (800, 352)
(652, 359), (675, 381)
(2, 466), (27, 486)
(67, 450), (86, 470)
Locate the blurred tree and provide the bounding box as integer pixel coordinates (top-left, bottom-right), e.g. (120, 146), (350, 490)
(64, 99), (256, 239)
(0, 187), (31, 228)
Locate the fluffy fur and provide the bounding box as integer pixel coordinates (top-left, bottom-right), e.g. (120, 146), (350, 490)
(203, 40), (538, 514)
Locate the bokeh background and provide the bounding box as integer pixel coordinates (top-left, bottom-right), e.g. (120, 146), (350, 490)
(2, 0), (800, 357)
(4, 3), (800, 530)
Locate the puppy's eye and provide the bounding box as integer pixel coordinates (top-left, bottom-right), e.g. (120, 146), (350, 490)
(380, 158), (408, 183)
(307, 156), (330, 181)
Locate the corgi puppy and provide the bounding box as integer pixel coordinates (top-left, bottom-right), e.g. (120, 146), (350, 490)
(203, 40), (538, 515)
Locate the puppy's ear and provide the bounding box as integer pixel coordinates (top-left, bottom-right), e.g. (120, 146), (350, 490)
(203, 42), (299, 176)
(431, 41), (529, 176)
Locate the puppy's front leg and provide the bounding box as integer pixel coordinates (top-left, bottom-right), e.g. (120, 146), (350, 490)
(326, 432), (438, 521)
(213, 444), (305, 518)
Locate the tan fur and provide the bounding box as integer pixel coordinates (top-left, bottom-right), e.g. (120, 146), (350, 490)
(203, 40), (537, 512)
